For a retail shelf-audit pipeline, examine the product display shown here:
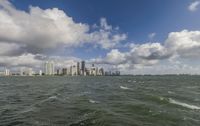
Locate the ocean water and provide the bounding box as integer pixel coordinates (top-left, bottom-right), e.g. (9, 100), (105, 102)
(0, 75), (200, 126)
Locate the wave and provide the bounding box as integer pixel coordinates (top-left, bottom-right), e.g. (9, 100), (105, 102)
(127, 80), (132, 83)
(127, 80), (137, 83)
(167, 91), (175, 94)
(169, 98), (200, 110)
(48, 96), (58, 100)
(120, 86), (130, 90)
(89, 99), (98, 104)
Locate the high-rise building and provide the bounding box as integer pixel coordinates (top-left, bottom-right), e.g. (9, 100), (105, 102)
(4, 68), (10, 76)
(39, 70), (42, 76)
(99, 68), (104, 75)
(57, 69), (62, 75)
(20, 67), (33, 76)
(45, 61), (55, 75)
(90, 64), (97, 76)
(81, 61), (85, 75)
(70, 65), (77, 76)
(62, 68), (67, 75)
(27, 68), (33, 76)
(85, 68), (90, 76)
(77, 62), (80, 75)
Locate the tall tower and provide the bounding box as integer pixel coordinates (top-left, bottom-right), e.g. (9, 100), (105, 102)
(77, 62), (80, 75)
(45, 61), (55, 75)
(81, 61), (85, 75)
(4, 68), (10, 76)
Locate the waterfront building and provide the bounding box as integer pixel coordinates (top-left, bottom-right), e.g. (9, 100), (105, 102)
(105, 71), (112, 76)
(27, 68), (33, 76)
(4, 68), (10, 76)
(81, 61), (85, 75)
(20, 68), (33, 76)
(90, 64), (97, 76)
(96, 67), (99, 75)
(62, 68), (67, 75)
(45, 61), (55, 75)
(85, 68), (90, 76)
(70, 65), (77, 76)
(39, 70), (42, 76)
(99, 68), (104, 76)
(20, 68), (24, 76)
(56, 69), (62, 75)
(77, 62), (80, 75)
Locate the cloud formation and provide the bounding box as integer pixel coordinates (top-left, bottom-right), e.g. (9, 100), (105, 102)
(148, 32), (156, 39)
(188, 1), (200, 12)
(0, 0), (126, 56)
(92, 30), (200, 73)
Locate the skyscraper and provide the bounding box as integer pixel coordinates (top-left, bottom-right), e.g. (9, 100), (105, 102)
(70, 65), (77, 76)
(99, 68), (104, 76)
(62, 68), (67, 75)
(27, 68), (33, 76)
(45, 61), (55, 75)
(39, 70), (42, 76)
(81, 61), (85, 75)
(4, 68), (10, 76)
(77, 62), (80, 75)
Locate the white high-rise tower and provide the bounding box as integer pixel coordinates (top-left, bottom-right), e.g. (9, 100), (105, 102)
(45, 61), (55, 75)
(4, 68), (10, 76)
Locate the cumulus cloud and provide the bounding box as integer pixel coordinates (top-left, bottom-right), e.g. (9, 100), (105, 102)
(188, 1), (200, 12)
(0, 53), (43, 68)
(0, 0), (126, 56)
(165, 30), (200, 58)
(92, 30), (200, 74)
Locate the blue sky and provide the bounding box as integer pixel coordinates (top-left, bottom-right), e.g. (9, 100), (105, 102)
(10, 0), (200, 58)
(1, 0), (200, 74)
(10, 0), (200, 40)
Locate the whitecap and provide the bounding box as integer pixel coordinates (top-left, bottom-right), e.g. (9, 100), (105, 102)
(159, 96), (164, 101)
(40, 96), (58, 103)
(169, 98), (200, 110)
(89, 99), (97, 104)
(167, 91), (175, 94)
(48, 96), (57, 99)
(120, 86), (130, 90)
(127, 80), (131, 83)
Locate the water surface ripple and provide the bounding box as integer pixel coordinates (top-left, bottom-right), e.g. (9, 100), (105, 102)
(0, 75), (200, 126)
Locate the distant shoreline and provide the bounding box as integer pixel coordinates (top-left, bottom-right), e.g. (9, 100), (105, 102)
(0, 74), (199, 77)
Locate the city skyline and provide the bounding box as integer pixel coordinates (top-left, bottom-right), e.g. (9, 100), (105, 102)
(0, 60), (120, 76)
(1, 0), (200, 74)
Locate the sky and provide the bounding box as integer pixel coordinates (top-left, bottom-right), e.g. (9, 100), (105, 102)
(1, 0), (200, 74)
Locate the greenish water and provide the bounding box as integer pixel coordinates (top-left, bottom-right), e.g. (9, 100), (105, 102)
(0, 76), (200, 126)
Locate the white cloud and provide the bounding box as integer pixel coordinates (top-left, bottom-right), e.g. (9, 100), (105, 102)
(104, 49), (126, 64)
(0, 53), (43, 68)
(100, 18), (112, 30)
(92, 30), (200, 74)
(188, 1), (200, 12)
(148, 32), (156, 39)
(0, 0), (127, 56)
(0, 0), (127, 71)
(165, 30), (200, 58)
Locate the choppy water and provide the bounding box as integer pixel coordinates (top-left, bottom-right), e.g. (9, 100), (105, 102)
(0, 75), (200, 126)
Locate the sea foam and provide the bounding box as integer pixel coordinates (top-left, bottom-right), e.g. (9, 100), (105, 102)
(89, 99), (97, 104)
(120, 86), (130, 90)
(169, 98), (200, 110)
